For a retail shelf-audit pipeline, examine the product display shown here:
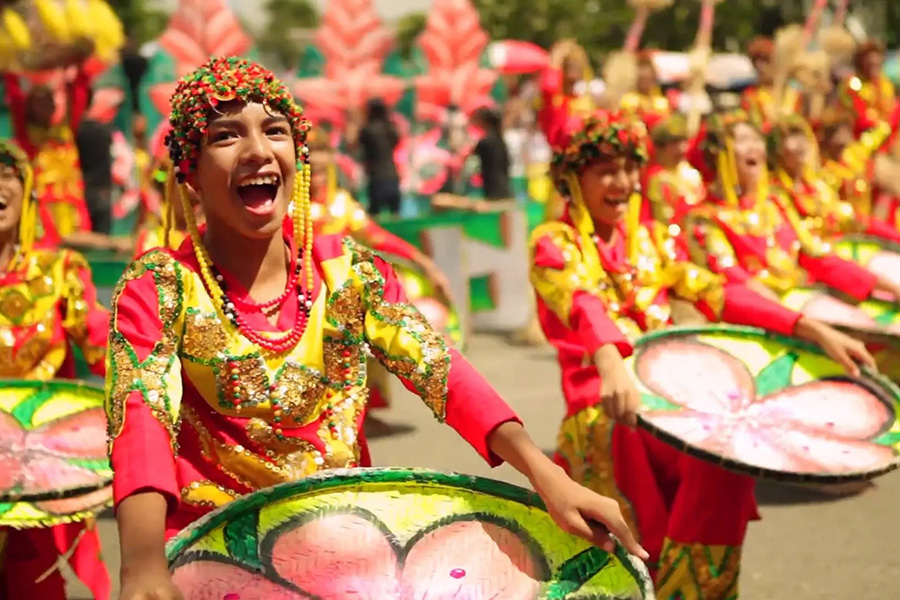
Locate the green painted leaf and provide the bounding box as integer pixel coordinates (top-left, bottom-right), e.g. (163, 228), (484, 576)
(754, 352), (798, 398)
(223, 509), (262, 571)
(542, 548), (611, 599)
(641, 393), (680, 411)
(67, 457), (112, 472)
(874, 310), (898, 326)
(11, 388), (54, 429)
(873, 431), (900, 448)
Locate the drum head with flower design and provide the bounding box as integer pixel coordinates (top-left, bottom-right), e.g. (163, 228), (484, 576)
(166, 468), (654, 599)
(0, 380), (112, 527)
(629, 326), (900, 483)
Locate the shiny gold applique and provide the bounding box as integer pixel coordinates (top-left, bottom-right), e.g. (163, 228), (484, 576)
(322, 338), (365, 390)
(326, 281), (365, 337)
(106, 251), (184, 449)
(0, 289), (30, 323)
(275, 362), (328, 425)
(215, 355), (269, 406)
(181, 480), (240, 509)
(182, 310), (228, 362)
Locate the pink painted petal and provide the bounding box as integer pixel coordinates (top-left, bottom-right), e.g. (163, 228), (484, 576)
(172, 560), (304, 600)
(642, 411), (733, 454)
(400, 521), (542, 599)
(26, 407), (107, 459)
(760, 428), (897, 474)
(36, 485), (112, 515)
(20, 451), (104, 495)
(754, 381), (892, 440)
(0, 412), (27, 492)
(800, 295), (877, 329)
(865, 251), (900, 286)
(270, 512), (399, 599)
(636, 340), (756, 412)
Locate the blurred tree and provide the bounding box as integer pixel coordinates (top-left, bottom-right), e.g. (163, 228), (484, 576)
(471, 0), (817, 65)
(257, 0), (319, 71)
(106, 0), (169, 45)
(395, 11), (428, 59)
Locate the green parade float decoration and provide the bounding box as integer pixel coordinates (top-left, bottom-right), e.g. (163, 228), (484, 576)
(166, 468), (654, 600)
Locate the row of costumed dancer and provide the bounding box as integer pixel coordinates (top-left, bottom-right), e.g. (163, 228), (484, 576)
(1, 30), (900, 600)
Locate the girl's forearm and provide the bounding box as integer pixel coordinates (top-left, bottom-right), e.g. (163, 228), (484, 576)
(487, 421), (560, 483)
(117, 491), (170, 572)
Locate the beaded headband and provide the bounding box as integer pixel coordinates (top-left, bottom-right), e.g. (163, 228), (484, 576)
(550, 111), (649, 191)
(166, 56), (312, 182)
(0, 140), (30, 182)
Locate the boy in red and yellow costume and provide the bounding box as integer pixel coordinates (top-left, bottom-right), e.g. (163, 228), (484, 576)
(0, 141), (110, 599)
(529, 110), (871, 598)
(619, 51), (671, 119)
(769, 113), (900, 244)
(741, 36), (800, 128)
(3, 65), (93, 238)
(838, 40), (896, 135)
(683, 111), (900, 303)
(643, 114), (704, 226)
(106, 57), (646, 600)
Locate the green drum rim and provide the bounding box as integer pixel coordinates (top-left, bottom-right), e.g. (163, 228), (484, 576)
(0, 379), (112, 503)
(165, 467), (654, 599)
(834, 234), (900, 256)
(631, 325), (900, 484)
(783, 285), (900, 347)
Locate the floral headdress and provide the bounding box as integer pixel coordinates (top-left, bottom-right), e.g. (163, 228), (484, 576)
(550, 111), (649, 192)
(549, 110), (648, 274)
(0, 140), (36, 266)
(166, 56), (311, 181)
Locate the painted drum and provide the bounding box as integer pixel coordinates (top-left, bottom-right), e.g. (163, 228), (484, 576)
(166, 468), (654, 600)
(627, 326), (900, 483)
(781, 286), (900, 346)
(0, 379), (112, 527)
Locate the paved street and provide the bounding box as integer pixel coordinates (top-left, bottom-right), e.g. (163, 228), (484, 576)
(69, 333), (899, 598)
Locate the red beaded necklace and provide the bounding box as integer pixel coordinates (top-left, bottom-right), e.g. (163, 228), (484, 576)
(212, 249), (313, 354)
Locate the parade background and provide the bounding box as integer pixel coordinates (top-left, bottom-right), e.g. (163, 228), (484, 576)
(0, 0), (897, 597)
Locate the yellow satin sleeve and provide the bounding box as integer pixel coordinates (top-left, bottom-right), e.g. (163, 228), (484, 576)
(528, 222), (600, 325)
(344, 238), (451, 422)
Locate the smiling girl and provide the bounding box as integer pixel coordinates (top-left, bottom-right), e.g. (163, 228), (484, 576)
(106, 57), (646, 600)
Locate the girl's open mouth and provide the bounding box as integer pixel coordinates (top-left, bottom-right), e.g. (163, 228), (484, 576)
(237, 174), (280, 216)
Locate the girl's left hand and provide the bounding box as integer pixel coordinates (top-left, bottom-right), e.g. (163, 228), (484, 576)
(795, 317), (876, 377)
(531, 463), (648, 560)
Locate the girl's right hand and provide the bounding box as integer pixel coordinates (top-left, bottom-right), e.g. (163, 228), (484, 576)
(119, 567), (184, 600)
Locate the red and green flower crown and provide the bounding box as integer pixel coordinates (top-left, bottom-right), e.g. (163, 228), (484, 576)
(166, 56), (311, 181)
(0, 140), (30, 181)
(550, 111), (649, 186)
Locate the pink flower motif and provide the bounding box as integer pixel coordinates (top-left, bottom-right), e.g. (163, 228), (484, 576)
(0, 407), (109, 508)
(635, 339), (896, 476)
(171, 513), (544, 599)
